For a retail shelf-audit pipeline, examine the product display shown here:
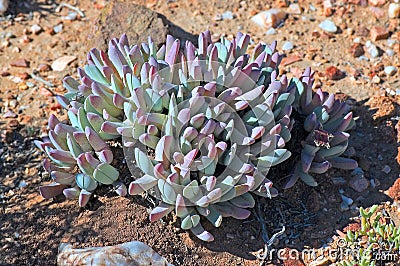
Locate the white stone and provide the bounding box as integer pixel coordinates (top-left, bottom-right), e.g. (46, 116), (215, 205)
(57, 241), (174, 266)
(386, 49), (395, 56)
(51, 56), (77, 72)
(30, 24), (42, 35)
(366, 42), (379, 58)
(282, 41), (294, 51)
(384, 66), (397, 76)
(266, 28), (277, 35)
(318, 19), (337, 33)
(251, 9), (287, 28)
(388, 3), (400, 18)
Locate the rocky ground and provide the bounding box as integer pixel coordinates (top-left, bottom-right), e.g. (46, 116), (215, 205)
(0, 0), (400, 265)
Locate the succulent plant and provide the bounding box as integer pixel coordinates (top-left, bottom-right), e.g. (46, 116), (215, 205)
(34, 114), (124, 207)
(120, 31), (297, 241)
(284, 68), (357, 188)
(35, 30), (357, 241)
(337, 205), (400, 266)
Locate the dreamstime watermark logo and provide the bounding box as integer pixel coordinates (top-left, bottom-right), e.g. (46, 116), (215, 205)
(258, 238), (399, 262)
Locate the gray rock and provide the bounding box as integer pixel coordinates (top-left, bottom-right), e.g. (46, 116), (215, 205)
(351, 167), (364, 176)
(318, 19), (337, 33)
(382, 165), (391, 174)
(88, 1), (196, 52)
(384, 66), (397, 76)
(341, 195), (353, 205)
(340, 201), (350, 212)
(349, 175), (369, 192)
(331, 177), (347, 185)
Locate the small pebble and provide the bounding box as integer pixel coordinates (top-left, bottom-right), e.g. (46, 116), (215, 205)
(349, 175), (369, 192)
(30, 24), (42, 35)
(341, 195), (353, 205)
(221, 11), (234, 20)
(51, 56), (77, 72)
(18, 181), (27, 188)
(382, 165), (391, 174)
(370, 26), (389, 41)
(352, 167), (364, 176)
(371, 75), (381, 84)
(318, 19), (337, 33)
(340, 201), (350, 212)
(3, 110), (17, 118)
(37, 63), (51, 72)
(353, 37), (361, 43)
(331, 177), (347, 185)
(365, 41), (379, 58)
(62, 12), (78, 21)
(282, 41), (293, 51)
(384, 66), (397, 76)
(287, 3), (302, 14)
(386, 49), (395, 56)
(388, 3), (400, 18)
(226, 233), (235, 239)
(10, 59), (30, 68)
(53, 24), (63, 34)
(325, 66), (345, 80)
(266, 28), (277, 35)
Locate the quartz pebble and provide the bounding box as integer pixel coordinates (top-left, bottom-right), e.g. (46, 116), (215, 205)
(251, 9), (287, 28)
(30, 24), (42, 35)
(266, 28), (277, 35)
(388, 3), (400, 18)
(384, 66), (397, 76)
(386, 49), (395, 56)
(53, 24), (63, 34)
(318, 19), (337, 33)
(51, 56), (77, 72)
(287, 3), (302, 14)
(365, 41), (379, 58)
(369, 0), (385, 7)
(3, 110), (17, 118)
(57, 241), (173, 266)
(282, 41), (293, 51)
(371, 75), (381, 84)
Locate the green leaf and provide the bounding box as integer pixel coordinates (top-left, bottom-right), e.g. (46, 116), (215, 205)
(134, 148), (154, 176)
(93, 163), (119, 185)
(84, 65), (110, 85)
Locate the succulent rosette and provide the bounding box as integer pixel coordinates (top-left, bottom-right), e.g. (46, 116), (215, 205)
(120, 31), (295, 241)
(34, 115), (123, 207)
(284, 68), (357, 188)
